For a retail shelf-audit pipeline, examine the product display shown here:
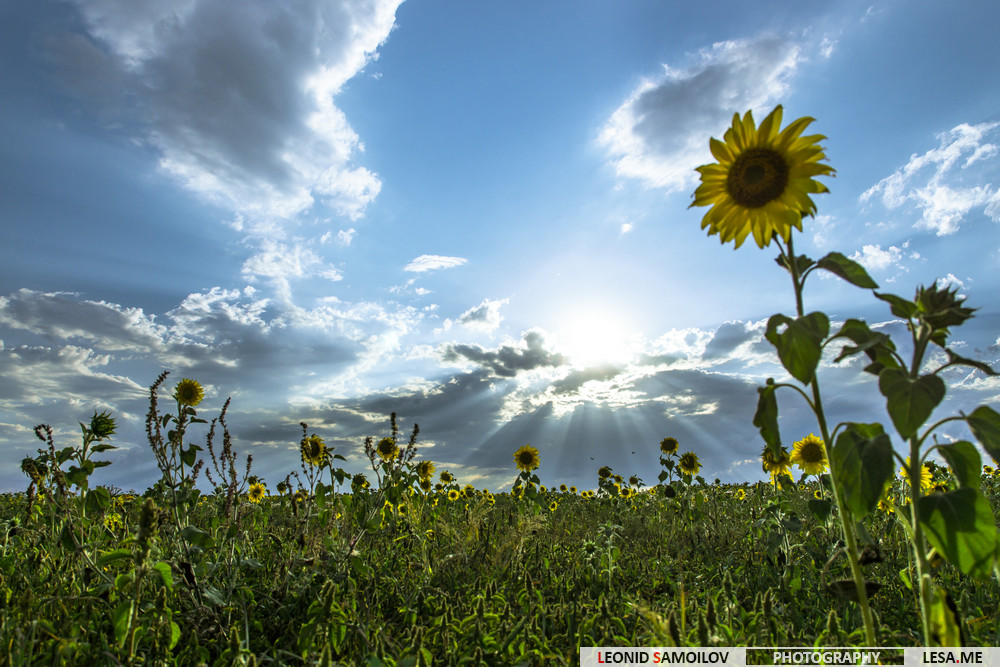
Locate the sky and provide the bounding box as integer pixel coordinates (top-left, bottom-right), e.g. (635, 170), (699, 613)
(2, 0), (999, 494)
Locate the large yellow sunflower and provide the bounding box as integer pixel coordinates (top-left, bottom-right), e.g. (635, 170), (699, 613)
(660, 437), (679, 456)
(415, 460), (436, 482)
(691, 105), (835, 249)
(376, 437), (399, 462)
(513, 444), (540, 472)
(300, 435), (328, 467)
(248, 482), (266, 503)
(678, 451), (701, 476)
(790, 433), (829, 475)
(900, 457), (933, 494)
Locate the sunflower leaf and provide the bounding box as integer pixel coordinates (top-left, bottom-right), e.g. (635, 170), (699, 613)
(753, 380), (781, 452)
(875, 292), (918, 320)
(815, 252), (879, 289)
(765, 312), (829, 384)
(938, 441), (981, 489)
(966, 405), (1000, 465)
(944, 349), (998, 376)
(918, 488), (998, 579)
(878, 369), (946, 439)
(831, 423), (893, 519)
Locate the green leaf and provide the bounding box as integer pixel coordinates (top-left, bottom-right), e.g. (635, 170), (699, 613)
(97, 548), (133, 568)
(169, 621), (181, 650)
(754, 380), (781, 451)
(831, 423), (894, 519)
(112, 600), (132, 647)
(815, 252), (879, 289)
(967, 405), (1000, 465)
(152, 561), (174, 592)
(85, 486), (111, 513)
(90, 443), (118, 453)
(878, 369), (946, 439)
(807, 498), (832, 522)
(919, 488), (999, 579)
(875, 291), (918, 319)
(66, 466), (90, 488)
(829, 319), (894, 364)
(938, 441), (981, 489)
(765, 312), (829, 384)
(945, 349), (998, 376)
(59, 523), (77, 551)
(180, 525), (215, 549)
(929, 586), (963, 647)
(776, 253), (815, 276)
(180, 444), (201, 467)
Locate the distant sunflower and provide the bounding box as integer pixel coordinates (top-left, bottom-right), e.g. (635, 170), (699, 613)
(513, 444), (540, 472)
(439, 470), (455, 484)
(248, 482), (266, 504)
(376, 437), (399, 462)
(678, 452), (702, 476)
(691, 105), (835, 249)
(570, 486), (578, 494)
(173, 378), (204, 407)
(301, 435), (328, 467)
(559, 483), (568, 493)
(735, 488), (747, 501)
(761, 445), (792, 479)
(791, 434), (828, 475)
(900, 457), (933, 493)
(447, 489), (460, 502)
(660, 437), (679, 456)
(415, 460), (436, 482)
(597, 466), (612, 480)
(549, 501), (559, 512)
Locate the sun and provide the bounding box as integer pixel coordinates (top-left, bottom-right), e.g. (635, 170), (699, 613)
(558, 307), (636, 368)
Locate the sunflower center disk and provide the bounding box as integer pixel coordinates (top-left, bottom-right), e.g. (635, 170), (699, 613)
(726, 148), (790, 208)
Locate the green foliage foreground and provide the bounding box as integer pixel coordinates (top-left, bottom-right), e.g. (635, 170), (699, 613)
(3, 373), (1000, 665)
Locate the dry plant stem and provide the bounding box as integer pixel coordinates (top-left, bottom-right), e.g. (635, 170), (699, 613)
(781, 234), (878, 647)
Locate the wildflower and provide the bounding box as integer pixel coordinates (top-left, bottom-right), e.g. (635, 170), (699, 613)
(293, 489), (307, 503)
(900, 457), (933, 493)
(691, 105), (835, 249)
(735, 489), (747, 501)
(425, 529), (435, 540)
(376, 437), (399, 462)
(513, 444), (540, 472)
(813, 489), (824, 500)
(248, 482), (266, 503)
(104, 512), (123, 531)
(301, 435), (328, 467)
(173, 378), (204, 407)
(791, 433), (828, 475)
(985, 465), (995, 475)
(415, 460), (436, 482)
(660, 437), (679, 456)
(761, 445), (792, 479)
(678, 452), (701, 476)
(89, 411), (117, 438)
(439, 470), (455, 484)
(878, 498), (895, 514)
(447, 489), (460, 502)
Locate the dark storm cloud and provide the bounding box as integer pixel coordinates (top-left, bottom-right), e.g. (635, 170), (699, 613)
(440, 330), (568, 378)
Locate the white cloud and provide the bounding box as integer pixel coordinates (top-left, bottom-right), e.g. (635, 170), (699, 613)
(403, 255), (469, 273)
(337, 228), (357, 246)
(456, 298), (509, 333)
(620, 222), (634, 235)
(62, 0), (402, 221)
(599, 35), (803, 191)
(850, 243), (906, 272)
(861, 122), (1000, 235)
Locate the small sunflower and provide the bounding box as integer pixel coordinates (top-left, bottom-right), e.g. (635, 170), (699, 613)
(813, 489), (824, 500)
(173, 378), (204, 407)
(513, 444), (540, 472)
(597, 465), (612, 479)
(447, 489), (460, 502)
(878, 498), (895, 514)
(660, 437), (679, 456)
(559, 483), (568, 493)
(791, 433), (828, 475)
(89, 410), (118, 438)
(570, 486), (578, 494)
(549, 501), (559, 512)
(248, 482), (266, 504)
(628, 475), (640, 487)
(301, 435), (328, 467)
(351, 473), (370, 493)
(691, 105), (835, 249)
(439, 470), (455, 484)
(735, 488), (747, 501)
(900, 457), (933, 493)
(415, 460), (436, 482)
(376, 437), (399, 462)
(678, 451), (701, 476)
(761, 445), (792, 478)
(419, 478), (433, 492)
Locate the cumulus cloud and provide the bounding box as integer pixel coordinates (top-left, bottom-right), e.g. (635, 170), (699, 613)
(403, 255), (469, 273)
(861, 122), (1000, 235)
(55, 0), (401, 220)
(456, 298), (508, 333)
(441, 330), (567, 378)
(599, 35), (803, 191)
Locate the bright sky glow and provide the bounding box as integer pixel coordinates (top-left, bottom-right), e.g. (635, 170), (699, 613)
(2, 0), (999, 493)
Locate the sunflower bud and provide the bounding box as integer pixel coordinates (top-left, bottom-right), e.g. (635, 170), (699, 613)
(89, 410), (117, 438)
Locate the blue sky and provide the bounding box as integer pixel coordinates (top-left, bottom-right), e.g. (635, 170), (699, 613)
(2, 0), (999, 493)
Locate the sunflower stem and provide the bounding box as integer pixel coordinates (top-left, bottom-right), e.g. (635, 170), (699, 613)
(783, 233), (878, 647)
